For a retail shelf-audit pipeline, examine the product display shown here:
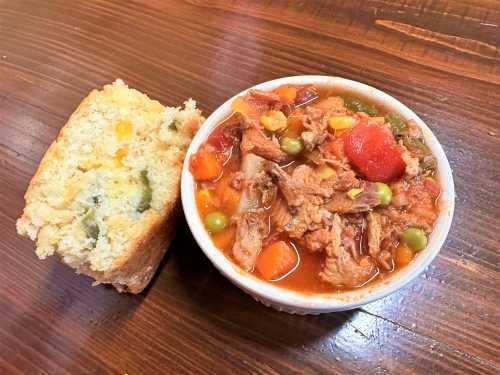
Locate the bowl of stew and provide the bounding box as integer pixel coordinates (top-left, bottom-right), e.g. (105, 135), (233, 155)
(181, 76), (454, 314)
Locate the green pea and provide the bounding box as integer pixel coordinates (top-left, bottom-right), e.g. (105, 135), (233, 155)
(401, 227), (428, 252)
(204, 211), (228, 232)
(280, 137), (303, 156)
(375, 182), (392, 206)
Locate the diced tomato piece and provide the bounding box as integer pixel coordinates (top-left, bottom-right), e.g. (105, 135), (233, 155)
(424, 178), (440, 199)
(343, 122), (405, 182)
(189, 151), (223, 181)
(256, 241), (298, 281)
(207, 122), (240, 152)
(294, 85), (319, 106)
(321, 138), (345, 159)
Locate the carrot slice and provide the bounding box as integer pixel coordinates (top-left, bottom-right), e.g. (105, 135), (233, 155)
(189, 151), (222, 181)
(215, 178), (241, 214)
(275, 85), (297, 103)
(395, 244), (414, 267)
(256, 241), (298, 281)
(212, 226), (236, 251)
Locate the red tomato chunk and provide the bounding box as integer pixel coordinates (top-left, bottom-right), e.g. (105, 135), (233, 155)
(343, 122), (405, 182)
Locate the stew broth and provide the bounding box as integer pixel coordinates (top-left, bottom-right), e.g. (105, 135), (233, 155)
(192, 84), (440, 293)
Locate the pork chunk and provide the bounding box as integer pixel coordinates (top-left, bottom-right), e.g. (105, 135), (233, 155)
(319, 214), (376, 288)
(241, 125), (287, 163)
(323, 182), (380, 213)
(232, 211), (268, 271)
(237, 154), (276, 213)
(301, 106), (328, 151)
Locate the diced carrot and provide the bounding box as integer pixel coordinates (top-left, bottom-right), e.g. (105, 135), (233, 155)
(282, 109), (304, 138)
(275, 85), (297, 103)
(231, 96), (267, 120)
(256, 241), (298, 281)
(196, 189), (215, 215)
(189, 151), (223, 181)
(215, 177), (241, 214)
(231, 96), (252, 116)
(212, 226), (236, 251)
(395, 244), (414, 267)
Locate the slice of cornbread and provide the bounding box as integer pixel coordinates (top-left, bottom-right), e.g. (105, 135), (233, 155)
(16, 79), (203, 293)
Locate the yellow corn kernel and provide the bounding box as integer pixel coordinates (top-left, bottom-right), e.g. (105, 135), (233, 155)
(115, 120), (133, 142)
(369, 116), (386, 125)
(317, 165), (337, 180)
(347, 188), (363, 200)
(260, 110), (287, 132)
(114, 146), (128, 165)
(329, 116), (355, 130)
(78, 156), (102, 171)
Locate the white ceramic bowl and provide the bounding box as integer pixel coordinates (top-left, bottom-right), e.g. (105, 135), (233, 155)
(181, 76), (455, 314)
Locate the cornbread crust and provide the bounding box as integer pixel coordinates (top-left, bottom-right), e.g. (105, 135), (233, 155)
(78, 203), (180, 293)
(17, 80), (203, 293)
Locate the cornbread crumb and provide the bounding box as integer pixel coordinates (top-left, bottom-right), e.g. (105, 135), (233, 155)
(16, 79), (203, 292)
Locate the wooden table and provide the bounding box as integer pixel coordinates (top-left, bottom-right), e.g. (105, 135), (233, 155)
(1, 1), (499, 374)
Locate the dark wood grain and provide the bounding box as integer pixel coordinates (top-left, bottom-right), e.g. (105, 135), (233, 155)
(1, 0), (499, 374)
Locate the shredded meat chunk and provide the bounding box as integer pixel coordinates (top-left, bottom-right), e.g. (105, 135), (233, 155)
(270, 197), (292, 231)
(301, 106), (328, 151)
(321, 169), (359, 191)
(319, 215), (376, 287)
(241, 124), (287, 163)
(367, 212), (393, 271)
(237, 154), (276, 213)
(323, 182), (380, 213)
(304, 228), (332, 253)
(381, 206), (432, 233)
(406, 119), (422, 139)
(313, 96), (347, 116)
(367, 211), (382, 258)
(232, 211), (268, 271)
(231, 171), (245, 190)
(232, 153), (275, 270)
(265, 162), (331, 206)
(265, 162), (333, 238)
(402, 148), (420, 177)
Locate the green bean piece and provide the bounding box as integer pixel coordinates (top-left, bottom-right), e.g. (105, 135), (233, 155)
(169, 119), (179, 131)
(401, 227), (428, 252)
(82, 207), (99, 246)
(341, 95), (379, 116)
(405, 137), (431, 154)
(137, 170), (152, 213)
(420, 155), (437, 173)
(385, 112), (408, 136)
